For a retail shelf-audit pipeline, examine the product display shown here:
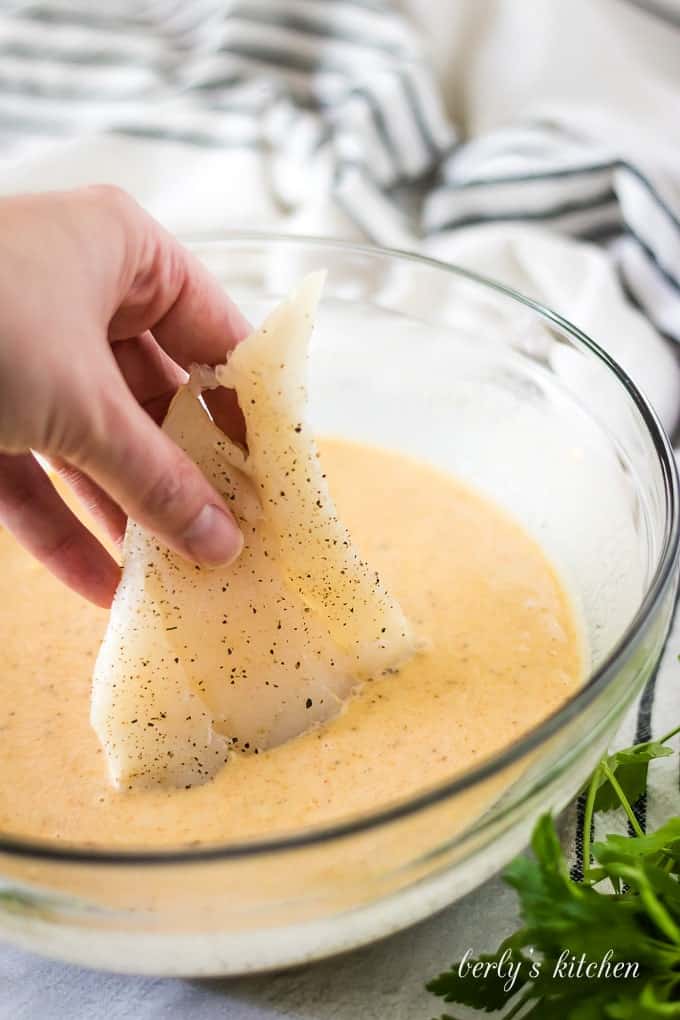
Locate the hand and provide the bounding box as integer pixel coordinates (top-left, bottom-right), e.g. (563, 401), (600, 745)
(0, 186), (249, 608)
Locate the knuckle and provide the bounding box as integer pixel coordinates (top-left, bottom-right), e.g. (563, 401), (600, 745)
(129, 234), (187, 328)
(85, 183), (132, 214)
(80, 185), (138, 262)
(59, 387), (122, 472)
(32, 403), (85, 462)
(159, 238), (187, 297)
(44, 383), (106, 463)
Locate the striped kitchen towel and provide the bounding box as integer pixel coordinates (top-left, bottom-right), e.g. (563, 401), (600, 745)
(0, 0), (678, 869)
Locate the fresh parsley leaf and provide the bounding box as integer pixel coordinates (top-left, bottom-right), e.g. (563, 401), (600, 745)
(426, 722), (680, 1019)
(591, 741), (674, 813)
(593, 818), (680, 874)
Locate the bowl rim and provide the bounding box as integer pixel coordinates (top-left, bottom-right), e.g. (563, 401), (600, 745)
(1, 231), (677, 865)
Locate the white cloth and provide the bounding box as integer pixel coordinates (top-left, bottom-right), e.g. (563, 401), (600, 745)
(0, 0), (679, 1013)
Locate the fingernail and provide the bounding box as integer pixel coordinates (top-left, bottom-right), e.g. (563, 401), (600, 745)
(183, 504), (243, 566)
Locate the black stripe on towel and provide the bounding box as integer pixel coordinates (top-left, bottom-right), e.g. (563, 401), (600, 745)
(428, 186), (619, 234)
(15, 5), (146, 33)
(397, 68), (441, 160)
(620, 162), (680, 231)
(626, 227), (680, 296)
(579, 223), (624, 244)
(110, 125), (263, 149)
(433, 160), (680, 244)
(0, 40), (166, 71)
(629, 672), (658, 834)
(629, 590), (680, 833)
(618, 272), (679, 346)
(437, 160), (619, 191)
(570, 792), (589, 883)
(618, 0), (680, 29)
(0, 73), (141, 103)
(338, 85), (405, 177)
(227, 5), (406, 57)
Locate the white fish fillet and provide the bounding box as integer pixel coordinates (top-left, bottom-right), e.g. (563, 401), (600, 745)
(91, 273), (414, 790)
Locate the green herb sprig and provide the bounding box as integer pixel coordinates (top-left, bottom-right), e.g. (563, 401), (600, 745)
(427, 722), (680, 1019)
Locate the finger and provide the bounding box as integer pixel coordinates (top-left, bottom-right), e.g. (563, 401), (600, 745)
(45, 455), (126, 549)
(0, 452), (120, 608)
(99, 190), (249, 440)
(74, 374), (244, 568)
(113, 330), (186, 425)
(45, 332), (186, 547)
(107, 225), (251, 363)
(45, 331), (245, 556)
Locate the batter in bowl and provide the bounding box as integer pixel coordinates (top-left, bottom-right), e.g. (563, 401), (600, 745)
(0, 434), (582, 848)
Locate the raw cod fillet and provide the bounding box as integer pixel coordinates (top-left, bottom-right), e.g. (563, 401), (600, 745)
(91, 273), (414, 790)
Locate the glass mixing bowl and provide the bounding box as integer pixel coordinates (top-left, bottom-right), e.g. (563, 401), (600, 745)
(0, 236), (677, 976)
